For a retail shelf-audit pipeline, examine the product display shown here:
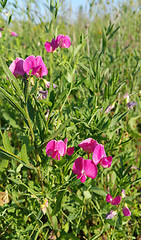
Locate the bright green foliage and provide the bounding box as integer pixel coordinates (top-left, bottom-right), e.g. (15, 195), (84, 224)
(0, 0), (140, 239)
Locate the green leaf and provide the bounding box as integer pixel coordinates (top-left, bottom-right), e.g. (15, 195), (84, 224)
(0, 146), (34, 169)
(0, 87), (27, 121)
(108, 26), (120, 40)
(0, 56), (24, 101)
(2, 131), (13, 152)
(52, 190), (65, 216)
(90, 187), (107, 197)
(73, 44), (82, 58)
(21, 144), (29, 164)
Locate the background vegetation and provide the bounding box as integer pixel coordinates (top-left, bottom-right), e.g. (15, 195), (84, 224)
(0, 0), (140, 239)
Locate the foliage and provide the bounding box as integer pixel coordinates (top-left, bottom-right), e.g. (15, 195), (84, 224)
(0, 0), (140, 239)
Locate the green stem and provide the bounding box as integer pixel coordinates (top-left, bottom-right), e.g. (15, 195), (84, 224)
(25, 106), (35, 143)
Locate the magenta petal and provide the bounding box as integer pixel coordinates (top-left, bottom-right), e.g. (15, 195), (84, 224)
(23, 55), (36, 74)
(64, 138), (68, 149)
(56, 34), (71, 48)
(84, 159), (98, 179)
(100, 156), (113, 168)
(92, 144), (106, 165)
(80, 175), (86, 183)
(62, 35), (71, 48)
(78, 138), (98, 154)
(122, 207), (131, 216)
(72, 157), (84, 175)
(46, 140), (56, 157)
(57, 140), (66, 156)
(9, 58), (25, 77)
(52, 151), (59, 160)
(111, 196), (121, 205)
(45, 42), (53, 52)
(31, 65), (42, 76)
(106, 194), (113, 203)
(67, 147), (74, 156)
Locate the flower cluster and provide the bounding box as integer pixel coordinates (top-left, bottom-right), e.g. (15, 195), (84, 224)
(73, 138), (113, 183)
(44, 34), (71, 53)
(9, 55), (48, 78)
(46, 138), (74, 161)
(106, 190), (131, 219)
(0, 28), (18, 37)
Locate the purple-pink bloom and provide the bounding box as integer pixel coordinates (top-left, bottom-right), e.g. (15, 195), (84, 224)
(56, 34), (71, 48)
(0, 28), (4, 31)
(106, 210), (117, 219)
(63, 138), (74, 156)
(44, 38), (58, 52)
(78, 138), (98, 154)
(122, 207), (131, 216)
(106, 194), (121, 205)
(72, 157), (98, 183)
(9, 58), (25, 77)
(127, 101), (137, 109)
(46, 140), (66, 161)
(23, 55), (48, 78)
(38, 90), (48, 99)
(11, 31), (18, 37)
(0, 32), (2, 38)
(92, 144), (112, 168)
(121, 189), (126, 198)
(45, 81), (58, 89)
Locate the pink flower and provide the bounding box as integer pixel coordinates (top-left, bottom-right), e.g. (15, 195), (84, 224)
(122, 206), (131, 216)
(72, 157), (98, 183)
(106, 194), (121, 205)
(56, 34), (71, 48)
(63, 138), (74, 156)
(11, 31), (18, 37)
(45, 81), (58, 89)
(106, 210), (117, 219)
(46, 138), (74, 161)
(78, 138), (98, 154)
(9, 58), (25, 77)
(92, 144), (112, 168)
(44, 38), (58, 52)
(41, 204), (46, 215)
(0, 32), (2, 38)
(23, 55), (48, 78)
(46, 140), (66, 161)
(121, 189), (126, 198)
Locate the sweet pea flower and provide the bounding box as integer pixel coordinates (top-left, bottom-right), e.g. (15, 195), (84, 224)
(72, 157), (98, 183)
(9, 57), (25, 77)
(127, 101), (137, 109)
(121, 189), (126, 198)
(46, 138), (74, 160)
(41, 204), (46, 215)
(0, 28), (4, 31)
(122, 206), (131, 216)
(92, 144), (113, 168)
(45, 80), (58, 89)
(46, 140), (66, 161)
(44, 38), (58, 52)
(23, 55), (48, 78)
(38, 90), (48, 99)
(78, 138), (98, 154)
(106, 194), (121, 205)
(11, 31), (18, 37)
(0, 32), (2, 38)
(63, 138), (74, 156)
(106, 210), (117, 219)
(56, 34), (71, 48)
